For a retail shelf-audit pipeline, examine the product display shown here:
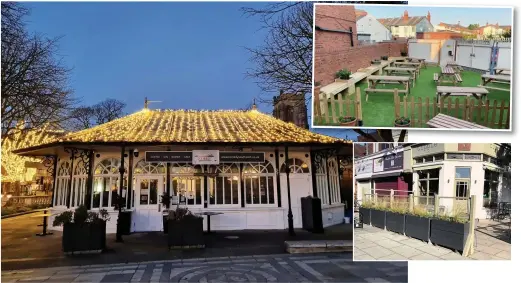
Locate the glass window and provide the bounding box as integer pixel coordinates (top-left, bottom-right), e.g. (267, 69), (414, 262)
(464, 154), (481, 161)
(208, 164), (240, 206)
(244, 161), (276, 206)
(280, 158), (310, 173)
(447, 153), (464, 160)
(455, 167), (471, 179)
(434, 154), (444, 161)
(484, 170), (500, 208)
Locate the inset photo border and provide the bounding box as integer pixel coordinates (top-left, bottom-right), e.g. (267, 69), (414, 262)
(312, 3), (513, 131)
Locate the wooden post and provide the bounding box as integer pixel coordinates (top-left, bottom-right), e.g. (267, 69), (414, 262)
(434, 194), (439, 216)
(356, 87), (363, 125)
(390, 189), (394, 208)
(463, 195), (477, 257)
(408, 194), (414, 213)
(394, 91), (400, 119)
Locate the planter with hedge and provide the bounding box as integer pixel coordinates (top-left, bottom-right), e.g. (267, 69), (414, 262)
(404, 207), (432, 242)
(385, 206), (407, 234)
(167, 207), (204, 249)
(339, 116), (357, 127)
(429, 215), (470, 253)
(394, 117), (411, 127)
(359, 206), (371, 225)
(370, 205), (386, 229)
(53, 205), (110, 254)
(335, 69), (351, 80)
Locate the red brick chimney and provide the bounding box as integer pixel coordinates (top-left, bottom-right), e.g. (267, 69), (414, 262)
(403, 10), (409, 21)
(427, 11), (431, 22)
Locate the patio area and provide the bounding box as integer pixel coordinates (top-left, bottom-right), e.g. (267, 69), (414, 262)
(1, 213), (352, 271)
(354, 217), (511, 261)
(316, 65), (511, 128)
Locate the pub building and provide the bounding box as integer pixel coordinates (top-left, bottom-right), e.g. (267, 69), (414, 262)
(355, 143), (509, 219)
(14, 106), (351, 233)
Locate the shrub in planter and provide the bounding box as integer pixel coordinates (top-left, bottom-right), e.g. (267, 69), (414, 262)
(405, 206), (432, 242)
(160, 192), (171, 234)
(335, 69), (351, 80)
(370, 203), (387, 229)
(385, 206), (407, 234)
(167, 207), (204, 249)
(394, 117), (411, 127)
(53, 205), (110, 254)
(430, 209), (470, 253)
(359, 205), (371, 225)
(339, 116), (357, 127)
(400, 50), (408, 56)
(381, 56), (389, 61)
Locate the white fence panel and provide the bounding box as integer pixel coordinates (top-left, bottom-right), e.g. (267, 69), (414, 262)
(473, 45), (493, 71)
(408, 40), (439, 63)
(455, 44), (473, 68)
(497, 42), (512, 70)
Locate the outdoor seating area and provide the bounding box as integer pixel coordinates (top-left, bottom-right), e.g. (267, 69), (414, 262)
(480, 73), (511, 92)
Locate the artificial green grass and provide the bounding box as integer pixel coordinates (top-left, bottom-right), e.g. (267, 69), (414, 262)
(316, 66), (511, 128)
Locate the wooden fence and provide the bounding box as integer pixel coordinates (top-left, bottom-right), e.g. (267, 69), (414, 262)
(313, 88), (362, 126)
(394, 91), (510, 128)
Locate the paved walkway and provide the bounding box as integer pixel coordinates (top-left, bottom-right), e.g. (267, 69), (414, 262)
(354, 219), (511, 260)
(1, 253), (408, 282)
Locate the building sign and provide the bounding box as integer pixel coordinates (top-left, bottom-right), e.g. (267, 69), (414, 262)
(373, 157), (384, 173)
(355, 159), (373, 176)
(412, 143), (444, 157)
(193, 150), (219, 165)
(145, 151), (192, 163)
(145, 151), (265, 163)
(383, 152), (404, 171)
(220, 152), (265, 163)
(458, 143), (471, 151)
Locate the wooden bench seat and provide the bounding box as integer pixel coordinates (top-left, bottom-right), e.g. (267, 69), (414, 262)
(365, 88), (406, 93)
(433, 73), (439, 82)
(436, 86), (489, 103)
(427, 113), (489, 129)
(455, 73), (463, 83)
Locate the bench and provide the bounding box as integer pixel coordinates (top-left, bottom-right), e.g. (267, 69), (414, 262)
(455, 73), (463, 84)
(427, 113), (490, 129)
(366, 75), (410, 101)
(433, 73), (439, 83)
(479, 74), (511, 92)
(436, 86), (489, 103)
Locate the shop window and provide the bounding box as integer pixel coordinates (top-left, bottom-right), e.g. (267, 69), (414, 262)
(71, 160), (88, 208)
(92, 158), (128, 209)
(417, 169), (439, 205)
(55, 161), (71, 206)
(464, 154), (481, 161)
(280, 158), (310, 173)
(315, 158), (329, 205)
(434, 154), (444, 161)
(414, 157), (424, 164)
(208, 163), (240, 206)
(447, 153), (464, 160)
(484, 170), (500, 208)
(171, 164), (203, 206)
(455, 167), (471, 178)
(243, 161), (276, 206)
(328, 158), (341, 204)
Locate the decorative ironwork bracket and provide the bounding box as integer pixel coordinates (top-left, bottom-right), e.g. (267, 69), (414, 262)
(43, 156), (56, 176)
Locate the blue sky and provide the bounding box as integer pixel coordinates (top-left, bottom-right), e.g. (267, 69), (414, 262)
(23, 2), (359, 140)
(356, 5), (513, 26)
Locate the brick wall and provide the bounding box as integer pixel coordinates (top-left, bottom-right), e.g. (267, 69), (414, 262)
(314, 5), (407, 86)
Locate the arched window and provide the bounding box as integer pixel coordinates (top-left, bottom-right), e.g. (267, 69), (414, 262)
(92, 158), (127, 209)
(134, 160), (166, 175)
(280, 158), (310, 173)
(171, 163), (203, 207)
(243, 161), (276, 205)
(208, 163), (240, 206)
(133, 160), (166, 207)
(315, 158), (329, 205)
(71, 160), (87, 208)
(55, 161), (71, 206)
(328, 158), (341, 204)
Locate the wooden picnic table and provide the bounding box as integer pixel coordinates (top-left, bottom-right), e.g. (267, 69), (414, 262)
(435, 66), (462, 86)
(384, 67), (417, 86)
(494, 68), (510, 75)
(427, 113), (489, 129)
(365, 75), (410, 101)
(406, 58), (426, 69)
(480, 74), (511, 92)
(446, 61), (462, 73)
(436, 86), (489, 103)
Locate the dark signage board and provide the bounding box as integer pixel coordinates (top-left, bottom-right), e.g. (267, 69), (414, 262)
(145, 151), (192, 163)
(145, 151), (265, 163)
(383, 151), (403, 171)
(220, 152), (265, 163)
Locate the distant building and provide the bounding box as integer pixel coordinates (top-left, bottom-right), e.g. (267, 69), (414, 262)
(435, 22), (477, 36)
(477, 23), (510, 39)
(356, 9), (392, 42)
(378, 10), (434, 38)
(417, 31), (464, 40)
(272, 91), (309, 129)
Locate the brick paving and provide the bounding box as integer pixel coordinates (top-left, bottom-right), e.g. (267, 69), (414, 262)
(1, 253), (408, 283)
(354, 219), (511, 261)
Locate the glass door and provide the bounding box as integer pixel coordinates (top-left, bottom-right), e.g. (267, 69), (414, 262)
(134, 176), (163, 231)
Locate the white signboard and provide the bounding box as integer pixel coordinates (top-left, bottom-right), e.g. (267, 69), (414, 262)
(355, 159), (373, 175)
(192, 150), (219, 165)
(373, 157), (384, 173)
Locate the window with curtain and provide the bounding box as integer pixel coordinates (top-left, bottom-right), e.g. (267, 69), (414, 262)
(55, 161), (71, 206)
(208, 163), (240, 206)
(243, 161), (276, 205)
(92, 158), (127, 209)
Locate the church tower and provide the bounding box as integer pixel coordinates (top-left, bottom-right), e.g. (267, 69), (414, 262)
(272, 90), (309, 129)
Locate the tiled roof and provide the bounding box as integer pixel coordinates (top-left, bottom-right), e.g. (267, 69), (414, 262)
(437, 22), (476, 33)
(20, 109), (348, 147)
(355, 9), (368, 21)
(378, 16), (426, 27)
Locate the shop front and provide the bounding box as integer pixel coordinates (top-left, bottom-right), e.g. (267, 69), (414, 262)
(14, 108), (350, 232)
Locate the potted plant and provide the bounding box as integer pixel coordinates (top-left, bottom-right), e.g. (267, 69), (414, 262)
(359, 202), (372, 225)
(371, 202), (387, 229)
(160, 192), (171, 234)
(53, 205), (110, 254)
(335, 69), (351, 80)
(394, 117), (411, 127)
(167, 207), (204, 249)
(339, 116), (357, 127)
(381, 56), (389, 61)
(405, 206), (432, 242)
(371, 59), (381, 65)
(385, 204), (407, 234)
(400, 49), (408, 56)
(429, 206), (470, 253)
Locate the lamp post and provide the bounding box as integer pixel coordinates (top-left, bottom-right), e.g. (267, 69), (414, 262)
(116, 146), (125, 243)
(284, 145), (295, 236)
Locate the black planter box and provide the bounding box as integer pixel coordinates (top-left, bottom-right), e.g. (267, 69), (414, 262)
(385, 212), (405, 234)
(405, 215), (430, 242)
(430, 219), (470, 253)
(359, 207), (371, 225)
(371, 209), (386, 229)
(301, 197), (324, 233)
(118, 211), (131, 235)
(62, 221), (106, 254)
(167, 217), (204, 249)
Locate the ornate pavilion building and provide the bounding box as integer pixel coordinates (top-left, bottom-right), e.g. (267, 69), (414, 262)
(14, 106), (351, 233)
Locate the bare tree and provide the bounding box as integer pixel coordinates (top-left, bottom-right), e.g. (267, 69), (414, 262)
(243, 1), (408, 142)
(66, 106), (95, 130)
(1, 2), (74, 137)
(92, 99), (126, 125)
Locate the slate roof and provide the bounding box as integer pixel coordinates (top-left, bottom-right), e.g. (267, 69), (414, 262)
(378, 16), (427, 27)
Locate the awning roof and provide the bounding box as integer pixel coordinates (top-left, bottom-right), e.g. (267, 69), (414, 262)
(14, 109), (350, 156)
(413, 164), (443, 171)
(372, 170), (402, 178)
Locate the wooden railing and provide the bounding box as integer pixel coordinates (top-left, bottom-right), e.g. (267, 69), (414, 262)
(4, 195), (52, 206)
